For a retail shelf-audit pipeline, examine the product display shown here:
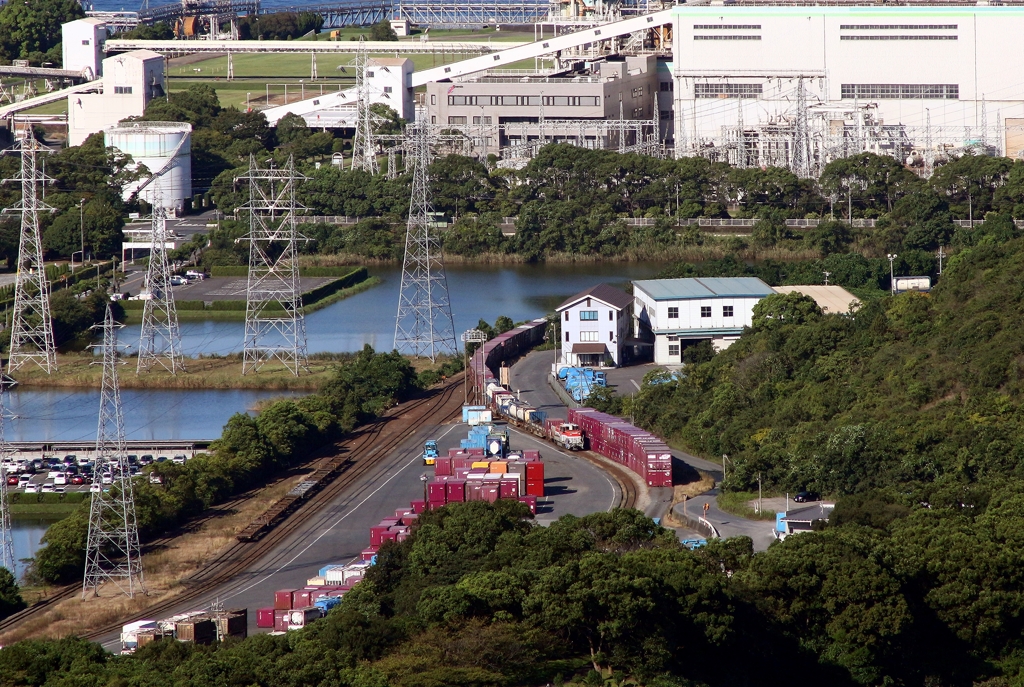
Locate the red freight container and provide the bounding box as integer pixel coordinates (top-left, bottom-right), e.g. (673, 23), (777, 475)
(523, 450), (540, 460)
(525, 462), (544, 483)
(274, 589), (295, 610)
(499, 475), (519, 499)
(468, 482), (484, 501)
(293, 589), (314, 607)
(518, 495), (538, 513)
(379, 518), (400, 528)
(360, 547), (378, 561)
(399, 513), (418, 526)
(428, 482), (446, 502)
(380, 530), (398, 543)
(434, 457), (452, 476)
(446, 479), (467, 502)
(369, 526), (389, 547)
(410, 500), (426, 514)
(256, 608), (275, 628)
(466, 448), (485, 456)
(482, 485), (500, 503)
(526, 480), (545, 497)
(396, 531), (409, 543)
(274, 609), (289, 632)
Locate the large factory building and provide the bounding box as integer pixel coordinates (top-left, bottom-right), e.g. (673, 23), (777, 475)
(669, 4), (1024, 164)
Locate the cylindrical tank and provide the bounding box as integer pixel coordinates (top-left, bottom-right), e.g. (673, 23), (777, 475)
(104, 121), (192, 215)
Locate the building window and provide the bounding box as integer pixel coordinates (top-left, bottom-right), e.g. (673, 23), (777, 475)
(564, 311), (569, 321)
(667, 307), (679, 319)
(565, 331), (569, 342)
(723, 306), (734, 317)
(609, 331), (613, 342)
(430, 94), (436, 105)
(431, 116), (436, 124)
(841, 84), (959, 100)
(580, 331), (599, 342)
(632, 107), (644, 118)
(840, 34), (956, 40)
(448, 116), (467, 124)
(694, 35), (761, 40)
(609, 311), (613, 321)
(668, 335), (679, 341)
(448, 95), (479, 105)
(694, 24), (761, 29)
(367, 71), (374, 77)
(631, 86), (644, 98)
(82, 39), (91, 45)
(695, 83), (763, 99)
(700, 306), (711, 318)
(840, 24), (957, 30)
(472, 116), (492, 124)
(383, 86), (393, 94)
(668, 344), (680, 356)
(660, 81), (673, 92)
(580, 310), (598, 321)
(114, 86), (133, 94)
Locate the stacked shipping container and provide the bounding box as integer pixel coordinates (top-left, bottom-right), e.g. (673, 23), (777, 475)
(568, 408), (673, 487)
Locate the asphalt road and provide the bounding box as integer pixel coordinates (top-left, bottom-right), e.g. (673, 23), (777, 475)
(97, 416), (619, 649)
(509, 351), (772, 546)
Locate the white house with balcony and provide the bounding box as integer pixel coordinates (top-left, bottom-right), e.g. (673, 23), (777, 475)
(556, 283), (633, 368)
(633, 277), (775, 364)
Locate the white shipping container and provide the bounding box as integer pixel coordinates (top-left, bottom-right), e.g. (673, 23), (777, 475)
(288, 606), (322, 629)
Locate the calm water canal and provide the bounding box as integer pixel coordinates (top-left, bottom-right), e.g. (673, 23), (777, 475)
(118, 262), (667, 357)
(10, 519), (58, 581)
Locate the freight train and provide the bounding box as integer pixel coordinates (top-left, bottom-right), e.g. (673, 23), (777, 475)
(469, 318), (673, 488)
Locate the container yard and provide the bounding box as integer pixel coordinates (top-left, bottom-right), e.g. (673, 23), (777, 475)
(120, 608), (246, 653)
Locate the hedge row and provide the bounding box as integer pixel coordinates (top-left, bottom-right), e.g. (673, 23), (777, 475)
(9, 492), (88, 505)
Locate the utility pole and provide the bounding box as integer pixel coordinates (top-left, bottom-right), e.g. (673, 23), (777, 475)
(137, 186), (184, 374)
(3, 131), (57, 374)
(0, 389), (13, 575)
(238, 155), (309, 375)
(937, 245), (946, 275)
(888, 253), (899, 294)
(83, 304), (145, 599)
(394, 122), (457, 361)
(794, 77), (810, 177)
(823, 271), (831, 286)
(350, 38), (379, 174)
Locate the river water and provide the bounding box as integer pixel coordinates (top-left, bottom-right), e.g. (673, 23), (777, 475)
(10, 519), (57, 581)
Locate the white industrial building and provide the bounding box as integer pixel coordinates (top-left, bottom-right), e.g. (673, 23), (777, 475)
(104, 121), (192, 215)
(670, 4), (1024, 165)
(633, 277), (775, 364)
(68, 49), (165, 147)
(556, 283), (633, 368)
(62, 18), (107, 79)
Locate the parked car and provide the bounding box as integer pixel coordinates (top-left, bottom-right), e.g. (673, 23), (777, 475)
(18, 475), (31, 487)
(63, 455), (76, 466)
(6, 474), (18, 486)
(47, 469), (63, 479)
(127, 454), (139, 465)
(40, 482), (54, 493)
(71, 475), (86, 485)
(23, 484), (38, 493)
(53, 473), (68, 486)
(77, 456), (91, 467)
(157, 456), (168, 463)
(149, 473), (163, 485)
(140, 455), (154, 465)
(53, 486), (65, 494)
(90, 483), (101, 493)
(101, 472), (113, 484)
(172, 455), (187, 464)
(794, 491), (820, 503)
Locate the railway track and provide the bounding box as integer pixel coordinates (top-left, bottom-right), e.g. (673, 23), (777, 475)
(79, 374), (464, 642)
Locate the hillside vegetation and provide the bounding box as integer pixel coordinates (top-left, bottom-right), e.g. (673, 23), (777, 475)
(634, 213), (1024, 495)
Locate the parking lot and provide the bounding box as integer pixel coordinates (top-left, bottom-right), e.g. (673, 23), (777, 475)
(4, 452), (191, 494)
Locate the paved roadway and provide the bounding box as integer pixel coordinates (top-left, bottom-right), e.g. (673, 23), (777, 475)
(97, 415), (618, 648)
(510, 351), (774, 549)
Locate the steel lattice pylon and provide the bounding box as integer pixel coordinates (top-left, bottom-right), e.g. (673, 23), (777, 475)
(83, 305), (145, 599)
(0, 387), (14, 575)
(3, 133), (56, 374)
(137, 190), (184, 374)
(238, 155), (309, 375)
(394, 122), (457, 361)
(350, 37), (380, 175)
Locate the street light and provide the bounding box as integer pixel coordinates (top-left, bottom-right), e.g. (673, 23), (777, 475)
(420, 473), (429, 506)
(887, 253), (898, 294)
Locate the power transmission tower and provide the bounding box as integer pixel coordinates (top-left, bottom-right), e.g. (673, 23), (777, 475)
(350, 38), (379, 174)
(794, 77), (810, 178)
(3, 133), (57, 374)
(394, 122), (457, 361)
(83, 304), (145, 599)
(137, 188), (184, 374)
(0, 389), (13, 575)
(238, 155), (309, 375)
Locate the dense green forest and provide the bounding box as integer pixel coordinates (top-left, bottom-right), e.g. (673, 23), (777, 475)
(633, 214), (1024, 496)
(7, 494), (1024, 686)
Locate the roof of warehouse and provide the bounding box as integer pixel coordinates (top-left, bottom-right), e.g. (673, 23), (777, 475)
(556, 283), (633, 311)
(633, 277), (774, 300)
(772, 285), (860, 314)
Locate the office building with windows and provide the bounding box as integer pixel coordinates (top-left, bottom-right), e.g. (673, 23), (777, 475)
(556, 283), (634, 368)
(633, 277), (775, 364)
(424, 55), (659, 158)
(68, 49), (165, 146)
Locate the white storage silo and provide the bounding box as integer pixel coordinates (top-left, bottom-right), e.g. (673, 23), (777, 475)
(104, 121), (192, 215)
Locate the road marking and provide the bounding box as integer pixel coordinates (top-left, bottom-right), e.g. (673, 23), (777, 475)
(510, 427), (618, 513)
(631, 379), (641, 391)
